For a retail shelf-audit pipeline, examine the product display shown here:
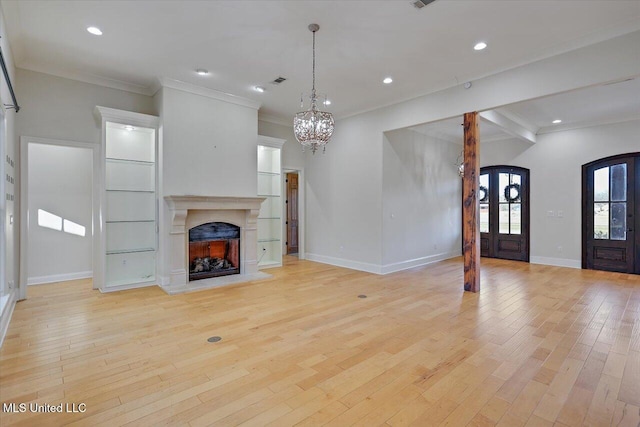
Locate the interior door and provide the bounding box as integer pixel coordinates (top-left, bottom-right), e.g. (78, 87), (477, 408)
(583, 154), (639, 274)
(479, 166), (530, 262)
(286, 172), (299, 254)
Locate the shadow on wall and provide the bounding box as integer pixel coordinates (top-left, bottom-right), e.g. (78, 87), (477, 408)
(385, 127), (461, 195)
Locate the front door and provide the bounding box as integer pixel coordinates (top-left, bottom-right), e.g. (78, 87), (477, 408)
(583, 153), (639, 274)
(479, 166), (530, 262)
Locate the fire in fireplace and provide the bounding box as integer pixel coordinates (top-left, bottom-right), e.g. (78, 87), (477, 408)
(188, 222), (240, 281)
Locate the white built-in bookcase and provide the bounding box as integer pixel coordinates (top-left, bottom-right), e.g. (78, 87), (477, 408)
(94, 107), (159, 291)
(257, 136), (285, 268)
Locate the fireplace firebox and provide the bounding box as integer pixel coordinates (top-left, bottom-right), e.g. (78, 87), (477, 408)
(188, 222), (240, 281)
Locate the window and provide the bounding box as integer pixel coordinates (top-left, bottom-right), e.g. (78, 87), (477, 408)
(479, 173), (489, 233)
(593, 164), (627, 240)
(498, 172), (522, 235)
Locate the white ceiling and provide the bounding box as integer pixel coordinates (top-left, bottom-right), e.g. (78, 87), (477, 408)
(408, 77), (640, 143)
(2, 0), (640, 123)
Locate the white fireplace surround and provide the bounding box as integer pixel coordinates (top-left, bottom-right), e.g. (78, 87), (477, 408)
(164, 195), (270, 294)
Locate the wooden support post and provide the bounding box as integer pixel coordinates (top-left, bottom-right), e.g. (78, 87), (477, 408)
(463, 112), (480, 292)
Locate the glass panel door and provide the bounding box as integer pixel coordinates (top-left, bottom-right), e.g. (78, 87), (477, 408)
(583, 155), (637, 274)
(479, 166), (530, 262)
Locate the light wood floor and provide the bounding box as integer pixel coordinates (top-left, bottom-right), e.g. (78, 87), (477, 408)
(1, 257), (639, 426)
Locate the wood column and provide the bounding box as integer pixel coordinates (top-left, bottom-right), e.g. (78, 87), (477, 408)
(463, 112), (480, 292)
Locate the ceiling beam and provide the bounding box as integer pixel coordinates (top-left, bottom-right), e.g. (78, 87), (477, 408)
(479, 110), (537, 144)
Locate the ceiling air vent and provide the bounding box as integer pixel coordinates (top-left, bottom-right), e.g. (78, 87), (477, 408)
(272, 77), (287, 84)
(413, 0), (436, 9)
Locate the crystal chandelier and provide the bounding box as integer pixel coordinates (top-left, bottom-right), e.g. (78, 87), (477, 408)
(294, 24), (335, 154)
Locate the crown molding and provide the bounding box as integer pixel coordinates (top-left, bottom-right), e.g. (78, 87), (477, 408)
(94, 106), (159, 128)
(17, 63), (154, 96)
(258, 113), (291, 127)
(258, 135), (286, 149)
(156, 77), (261, 110)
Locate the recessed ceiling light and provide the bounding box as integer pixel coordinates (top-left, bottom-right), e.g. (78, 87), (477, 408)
(254, 86), (265, 93)
(383, 77), (393, 84)
(552, 119), (562, 124)
(124, 125), (135, 131)
(196, 69), (209, 76)
(324, 100), (331, 106)
(87, 26), (103, 36)
(474, 42), (487, 51)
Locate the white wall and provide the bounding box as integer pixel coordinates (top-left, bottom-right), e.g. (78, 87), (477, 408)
(382, 129), (461, 272)
(159, 86), (258, 197)
(27, 143), (93, 283)
(305, 30), (640, 273)
(481, 119), (640, 268)
(15, 69), (155, 144)
(305, 110), (385, 271)
(1, 3), (19, 344)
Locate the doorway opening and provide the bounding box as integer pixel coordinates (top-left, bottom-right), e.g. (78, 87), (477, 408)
(283, 168), (304, 259)
(20, 137), (98, 298)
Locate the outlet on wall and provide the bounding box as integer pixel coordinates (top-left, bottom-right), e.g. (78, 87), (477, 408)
(8, 280), (14, 289)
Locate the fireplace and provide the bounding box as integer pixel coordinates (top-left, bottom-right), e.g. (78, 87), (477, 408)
(189, 222), (240, 281)
(164, 196), (268, 294)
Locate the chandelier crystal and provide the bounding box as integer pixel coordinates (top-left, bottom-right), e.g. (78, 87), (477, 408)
(294, 24), (334, 154)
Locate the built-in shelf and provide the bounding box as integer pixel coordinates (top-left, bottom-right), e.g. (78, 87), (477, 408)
(106, 247), (155, 255)
(106, 158), (155, 165)
(257, 136), (285, 269)
(96, 107), (159, 291)
(106, 189), (155, 193)
(106, 220), (155, 223)
(258, 260), (281, 268)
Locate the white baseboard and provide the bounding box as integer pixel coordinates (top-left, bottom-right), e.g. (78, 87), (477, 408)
(530, 256), (581, 269)
(305, 253), (383, 274)
(381, 251), (460, 274)
(28, 271), (93, 285)
(99, 280), (157, 293)
(305, 252), (462, 275)
(158, 275), (170, 287)
(0, 290), (17, 348)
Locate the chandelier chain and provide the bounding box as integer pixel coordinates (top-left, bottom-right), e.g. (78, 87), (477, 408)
(312, 29), (316, 98)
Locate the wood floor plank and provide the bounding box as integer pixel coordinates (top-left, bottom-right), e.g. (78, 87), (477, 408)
(0, 257), (638, 426)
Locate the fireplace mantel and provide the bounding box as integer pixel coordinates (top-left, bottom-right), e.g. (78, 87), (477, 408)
(165, 195), (266, 212)
(163, 195), (269, 294)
